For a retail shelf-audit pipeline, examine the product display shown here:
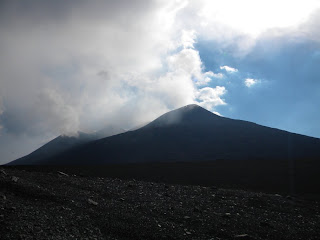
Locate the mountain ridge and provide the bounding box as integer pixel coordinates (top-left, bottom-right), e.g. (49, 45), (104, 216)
(8, 104), (320, 165)
(8, 126), (125, 165)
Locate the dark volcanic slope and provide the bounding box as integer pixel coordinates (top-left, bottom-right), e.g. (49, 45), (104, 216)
(9, 104), (320, 165)
(9, 126), (125, 165)
(1, 167), (320, 240)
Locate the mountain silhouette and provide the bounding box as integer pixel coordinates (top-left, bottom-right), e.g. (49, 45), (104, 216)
(9, 126), (125, 165)
(8, 104), (320, 165)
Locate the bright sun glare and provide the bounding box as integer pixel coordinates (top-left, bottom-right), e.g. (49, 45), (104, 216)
(199, 0), (320, 37)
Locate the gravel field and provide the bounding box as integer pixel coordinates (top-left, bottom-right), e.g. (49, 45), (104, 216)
(1, 166), (320, 240)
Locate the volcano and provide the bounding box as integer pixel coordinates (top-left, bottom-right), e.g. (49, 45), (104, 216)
(9, 104), (320, 165)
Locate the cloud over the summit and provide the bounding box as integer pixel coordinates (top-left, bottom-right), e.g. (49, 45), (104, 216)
(0, 0), (228, 163)
(196, 86), (227, 110)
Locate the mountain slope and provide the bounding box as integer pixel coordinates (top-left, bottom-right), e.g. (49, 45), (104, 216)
(9, 126), (125, 165)
(9, 104), (320, 165)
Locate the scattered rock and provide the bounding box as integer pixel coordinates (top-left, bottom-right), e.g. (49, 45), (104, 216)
(19, 234), (27, 240)
(60, 206), (71, 211)
(127, 183), (134, 188)
(1, 195), (6, 200)
(286, 195), (293, 200)
(57, 171), (69, 177)
(1, 167), (320, 240)
(11, 176), (19, 182)
(193, 206), (201, 212)
(88, 199), (98, 206)
(260, 221), (272, 227)
(0, 169), (7, 175)
(234, 234), (253, 239)
(222, 213), (231, 218)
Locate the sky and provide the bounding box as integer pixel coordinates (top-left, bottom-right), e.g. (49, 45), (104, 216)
(0, 0), (320, 164)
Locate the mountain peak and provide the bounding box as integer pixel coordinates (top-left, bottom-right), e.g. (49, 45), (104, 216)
(183, 103), (202, 109)
(145, 104), (220, 128)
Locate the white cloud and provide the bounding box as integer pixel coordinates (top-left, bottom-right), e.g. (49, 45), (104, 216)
(167, 34), (223, 87)
(0, 0), (317, 134)
(37, 88), (80, 136)
(178, 0), (320, 57)
(0, 1), (183, 135)
(150, 31), (227, 110)
(196, 86), (227, 110)
(195, 71), (224, 86)
(181, 29), (197, 49)
(220, 66), (238, 73)
(213, 111), (222, 116)
(205, 71), (224, 79)
(245, 78), (259, 87)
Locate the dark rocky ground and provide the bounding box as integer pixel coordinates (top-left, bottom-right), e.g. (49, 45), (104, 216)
(1, 166), (320, 240)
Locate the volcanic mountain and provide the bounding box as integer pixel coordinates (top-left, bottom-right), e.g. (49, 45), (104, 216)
(8, 104), (320, 165)
(9, 126), (125, 165)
